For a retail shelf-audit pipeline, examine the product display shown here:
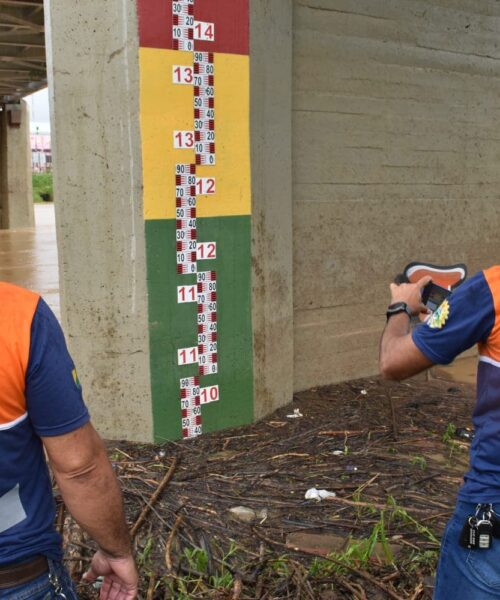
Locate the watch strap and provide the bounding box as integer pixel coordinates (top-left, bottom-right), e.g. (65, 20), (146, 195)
(386, 302), (412, 321)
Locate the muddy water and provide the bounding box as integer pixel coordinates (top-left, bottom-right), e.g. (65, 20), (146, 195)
(0, 204), (59, 318)
(431, 355), (478, 386)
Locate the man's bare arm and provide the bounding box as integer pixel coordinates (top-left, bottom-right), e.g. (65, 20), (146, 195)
(379, 313), (433, 379)
(379, 275), (434, 380)
(43, 422), (130, 557)
(42, 422), (138, 599)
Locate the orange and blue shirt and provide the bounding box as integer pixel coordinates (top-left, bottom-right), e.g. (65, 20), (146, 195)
(0, 283), (89, 564)
(413, 266), (500, 501)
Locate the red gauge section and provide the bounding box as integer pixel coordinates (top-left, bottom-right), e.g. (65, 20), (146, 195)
(137, 0), (249, 55)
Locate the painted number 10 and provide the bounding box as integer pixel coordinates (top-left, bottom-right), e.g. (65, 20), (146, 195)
(200, 385), (219, 404)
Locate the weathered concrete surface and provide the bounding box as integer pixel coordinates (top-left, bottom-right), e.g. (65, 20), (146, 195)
(250, 0), (294, 419)
(293, 0), (500, 390)
(45, 0), (153, 441)
(0, 100), (34, 229)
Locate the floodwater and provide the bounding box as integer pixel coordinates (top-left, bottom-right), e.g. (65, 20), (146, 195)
(431, 355), (478, 386)
(0, 204), (59, 318)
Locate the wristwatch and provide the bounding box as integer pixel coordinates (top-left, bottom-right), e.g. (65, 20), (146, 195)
(386, 302), (412, 321)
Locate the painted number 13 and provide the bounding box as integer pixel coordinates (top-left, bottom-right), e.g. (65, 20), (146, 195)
(174, 131), (194, 149)
(173, 66), (193, 85)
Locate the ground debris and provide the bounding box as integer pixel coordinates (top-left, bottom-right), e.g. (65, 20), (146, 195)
(64, 376), (475, 599)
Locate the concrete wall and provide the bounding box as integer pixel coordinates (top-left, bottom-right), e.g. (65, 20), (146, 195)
(0, 101), (34, 229)
(250, 0), (294, 419)
(45, 0), (153, 441)
(292, 0), (500, 390)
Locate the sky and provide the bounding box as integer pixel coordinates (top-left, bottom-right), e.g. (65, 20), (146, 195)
(26, 87), (50, 133)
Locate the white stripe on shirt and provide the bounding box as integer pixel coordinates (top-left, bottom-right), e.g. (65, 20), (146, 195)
(479, 355), (500, 369)
(0, 412), (28, 431)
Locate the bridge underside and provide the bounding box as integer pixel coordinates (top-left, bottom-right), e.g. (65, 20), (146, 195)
(0, 0), (45, 103)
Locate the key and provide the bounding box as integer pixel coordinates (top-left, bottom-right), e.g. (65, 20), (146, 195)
(477, 519), (493, 549)
(460, 516), (478, 549)
(490, 511), (500, 538)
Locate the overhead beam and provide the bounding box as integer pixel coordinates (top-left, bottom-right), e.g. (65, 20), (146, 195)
(0, 8), (44, 32)
(0, 46), (45, 58)
(0, 1), (43, 6)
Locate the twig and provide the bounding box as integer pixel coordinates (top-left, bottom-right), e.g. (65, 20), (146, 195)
(324, 556), (405, 600)
(165, 513), (183, 573)
(385, 385), (399, 441)
(146, 572), (156, 600)
(324, 494), (435, 516)
(232, 574), (243, 599)
(350, 473), (380, 499)
(270, 453), (310, 461)
(410, 582), (424, 600)
(56, 503), (65, 535)
(318, 429), (388, 436)
(130, 456), (179, 539)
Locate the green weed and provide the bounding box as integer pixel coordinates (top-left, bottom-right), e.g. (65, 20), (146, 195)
(410, 455), (427, 470)
(442, 423), (456, 444)
(32, 172), (53, 203)
(407, 549), (439, 572)
(387, 496), (439, 545)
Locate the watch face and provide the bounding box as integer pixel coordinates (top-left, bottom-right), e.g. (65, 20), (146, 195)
(386, 303), (410, 319)
(388, 303), (406, 312)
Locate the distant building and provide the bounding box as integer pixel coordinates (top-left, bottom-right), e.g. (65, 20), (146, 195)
(30, 122), (51, 172)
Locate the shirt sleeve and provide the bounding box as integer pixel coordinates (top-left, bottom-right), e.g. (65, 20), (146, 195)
(411, 271), (495, 365)
(25, 299), (90, 437)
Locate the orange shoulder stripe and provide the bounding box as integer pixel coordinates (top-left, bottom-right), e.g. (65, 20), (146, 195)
(478, 267), (500, 362)
(0, 283), (40, 426)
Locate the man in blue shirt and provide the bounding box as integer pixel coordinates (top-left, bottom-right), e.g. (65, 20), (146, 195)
(0, 282), (138, 599)
(380, 266), (500, 599)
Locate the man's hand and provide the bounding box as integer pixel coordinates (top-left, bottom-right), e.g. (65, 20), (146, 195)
(390, 275), (432, 316)
(83, 550), (138, 600)
(43, 423), (138, 597)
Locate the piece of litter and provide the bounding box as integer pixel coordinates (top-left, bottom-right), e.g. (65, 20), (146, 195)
(360, 389), (368, 395)
(305, 487), (336, 501)
(287, 408), (303, 419)
(93, 576), (104, 590)
(257, 508), (268, 524)
(158, 450), (166, 458)
(332, 450), (344, 456)
(228, 506), (256, 523)
(346, 465), (358, 472)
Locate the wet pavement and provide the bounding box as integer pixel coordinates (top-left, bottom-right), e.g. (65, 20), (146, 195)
(0, 203), (59, 318)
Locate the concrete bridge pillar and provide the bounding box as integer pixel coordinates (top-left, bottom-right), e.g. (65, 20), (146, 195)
(0, 100), (35, 229)
(45, 0), (294, 442)
(45, 0), (153, 441)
